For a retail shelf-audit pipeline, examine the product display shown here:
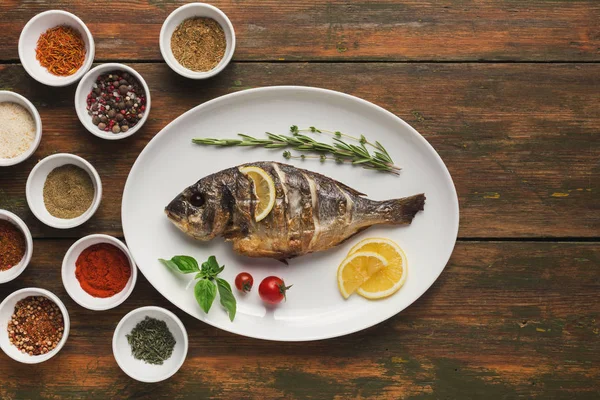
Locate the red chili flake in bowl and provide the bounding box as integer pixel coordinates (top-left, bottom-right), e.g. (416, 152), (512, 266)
(7, 296), (64, 356)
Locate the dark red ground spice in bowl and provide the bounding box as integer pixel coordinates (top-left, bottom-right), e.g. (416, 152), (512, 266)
(0, 219), (26, 271)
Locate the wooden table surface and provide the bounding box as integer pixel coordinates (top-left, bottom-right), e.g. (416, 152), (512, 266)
(1, 1), (599, 398)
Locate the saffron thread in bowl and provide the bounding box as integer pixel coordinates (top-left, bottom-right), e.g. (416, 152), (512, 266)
(36, 25), (86, 76)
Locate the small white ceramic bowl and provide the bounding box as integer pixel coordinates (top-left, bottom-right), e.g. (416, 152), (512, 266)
(0, 91), (42, 167)
(113, 306), (188, 382)
(26, 153), (102, 229)
(62, 234), (137, 311)
(160, 3), (236, 79)
(75, 63), (151, 140)
(0, 287), (70, 364)
(19, 10), (95, 87)
(0, 210), (33, 284)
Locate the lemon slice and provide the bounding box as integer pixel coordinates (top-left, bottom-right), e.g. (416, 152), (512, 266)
(337, 251), (388, 299)
(349, 237), (407, 299)
(239, 166), (276, 222)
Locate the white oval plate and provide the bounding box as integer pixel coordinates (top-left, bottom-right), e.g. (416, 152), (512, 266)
(122, 86), (459, 341)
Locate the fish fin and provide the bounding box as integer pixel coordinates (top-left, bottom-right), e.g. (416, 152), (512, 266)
(379, 193), (426, 224)
(336, 181), (367, 197)
(337, 226), (371, 247)
(307, 169), (367, 197)
(278, 258), (289, 265)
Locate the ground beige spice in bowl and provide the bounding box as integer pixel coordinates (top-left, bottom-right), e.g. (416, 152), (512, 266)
(0, 91), (42, 167)
(26, 153), (102, 229)
(43, 164), (95, 219)
(171, 18), (226, 72)
(0, 102), (35, 159)
(160, 3), (235, 79)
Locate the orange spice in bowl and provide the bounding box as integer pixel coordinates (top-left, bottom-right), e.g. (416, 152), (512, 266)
(36, 25), (86, 76)
(75, 243), (131, 298)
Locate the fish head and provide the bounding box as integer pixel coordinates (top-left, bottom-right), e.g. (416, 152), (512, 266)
(165, 176), (232, 240)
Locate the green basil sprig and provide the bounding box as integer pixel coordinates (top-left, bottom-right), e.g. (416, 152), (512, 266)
(159, 255), (237, 321)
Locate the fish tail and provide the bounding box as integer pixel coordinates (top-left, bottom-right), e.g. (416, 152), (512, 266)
(378, 194), (426, 224)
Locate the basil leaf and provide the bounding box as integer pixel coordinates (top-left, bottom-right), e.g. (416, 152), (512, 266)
(202, 255), (222, 276)
(216, 278), (237, 322)
(214, 264), (225, 275)
(159, 258), (180, 274)
(200, 263), (211, 277)
(194, 279), (216, 314)
(171, 255), (200, 273)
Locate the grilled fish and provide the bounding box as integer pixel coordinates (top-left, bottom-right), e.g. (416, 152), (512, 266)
(165, 162), (425, 260)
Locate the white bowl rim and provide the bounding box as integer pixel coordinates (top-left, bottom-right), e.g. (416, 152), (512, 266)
(0, 91), (43, 167)
(0, 210), (33, 284)
(159, 2), (236, 79)
(18, 10), (96, 87)
(61, 234), (138, 310)
(112, 306), (189, 383)
(25, 153), (103, 229)
(0, 287), (70, 364)
(74, 63), (151, 140)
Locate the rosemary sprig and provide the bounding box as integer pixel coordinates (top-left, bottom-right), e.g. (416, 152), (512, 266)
(290, 125), (376, 148)
(192, 126), (400, 174)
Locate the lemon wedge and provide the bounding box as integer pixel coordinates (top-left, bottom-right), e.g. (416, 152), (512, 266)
(337, 251), (388, 299)
(239, 166), (276, 222)
(348, 237), (407, 299)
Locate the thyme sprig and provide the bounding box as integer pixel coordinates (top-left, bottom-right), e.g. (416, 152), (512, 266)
(192, 126), (400, 174)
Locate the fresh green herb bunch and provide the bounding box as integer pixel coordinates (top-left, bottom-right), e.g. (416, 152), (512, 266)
(126, 316), (176, 365)
(192, 125), (400, 174)
(160, 255), (237, 321)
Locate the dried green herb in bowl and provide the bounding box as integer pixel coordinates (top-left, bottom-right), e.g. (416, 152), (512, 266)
(126, 316), (176, 365)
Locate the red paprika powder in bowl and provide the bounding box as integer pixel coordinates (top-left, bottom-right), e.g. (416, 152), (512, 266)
(61, 234), (137, 310)
(75, 243), (131, 298)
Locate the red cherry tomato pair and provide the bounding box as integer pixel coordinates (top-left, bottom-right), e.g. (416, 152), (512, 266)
(235, 273), (292, 305)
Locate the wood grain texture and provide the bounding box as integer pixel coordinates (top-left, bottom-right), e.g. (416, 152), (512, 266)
(1, 0), (599, 397)
(0, 240), (597, 399)
(0, 63), (598, 239)
(0, 0), (599, 62)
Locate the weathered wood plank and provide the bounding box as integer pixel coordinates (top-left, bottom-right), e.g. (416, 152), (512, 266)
(0, 63), (598, 238)
(0, 0), (598, 62)
(0, 241), (597, 398)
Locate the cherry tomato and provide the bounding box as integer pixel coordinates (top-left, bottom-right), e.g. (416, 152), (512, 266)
(258, 276), (292, 304)
(235, 272), (254, 293)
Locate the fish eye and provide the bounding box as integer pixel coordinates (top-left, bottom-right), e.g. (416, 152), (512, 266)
(189, 192), (205, 207)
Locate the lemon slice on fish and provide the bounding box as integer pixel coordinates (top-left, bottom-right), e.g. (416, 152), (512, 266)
(239, 166), (276, 222)
(348, 237), (407, 299)
(337, 251), (388, 299)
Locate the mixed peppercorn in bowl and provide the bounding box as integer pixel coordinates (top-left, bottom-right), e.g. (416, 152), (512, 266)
(75, 63), (151, 140)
